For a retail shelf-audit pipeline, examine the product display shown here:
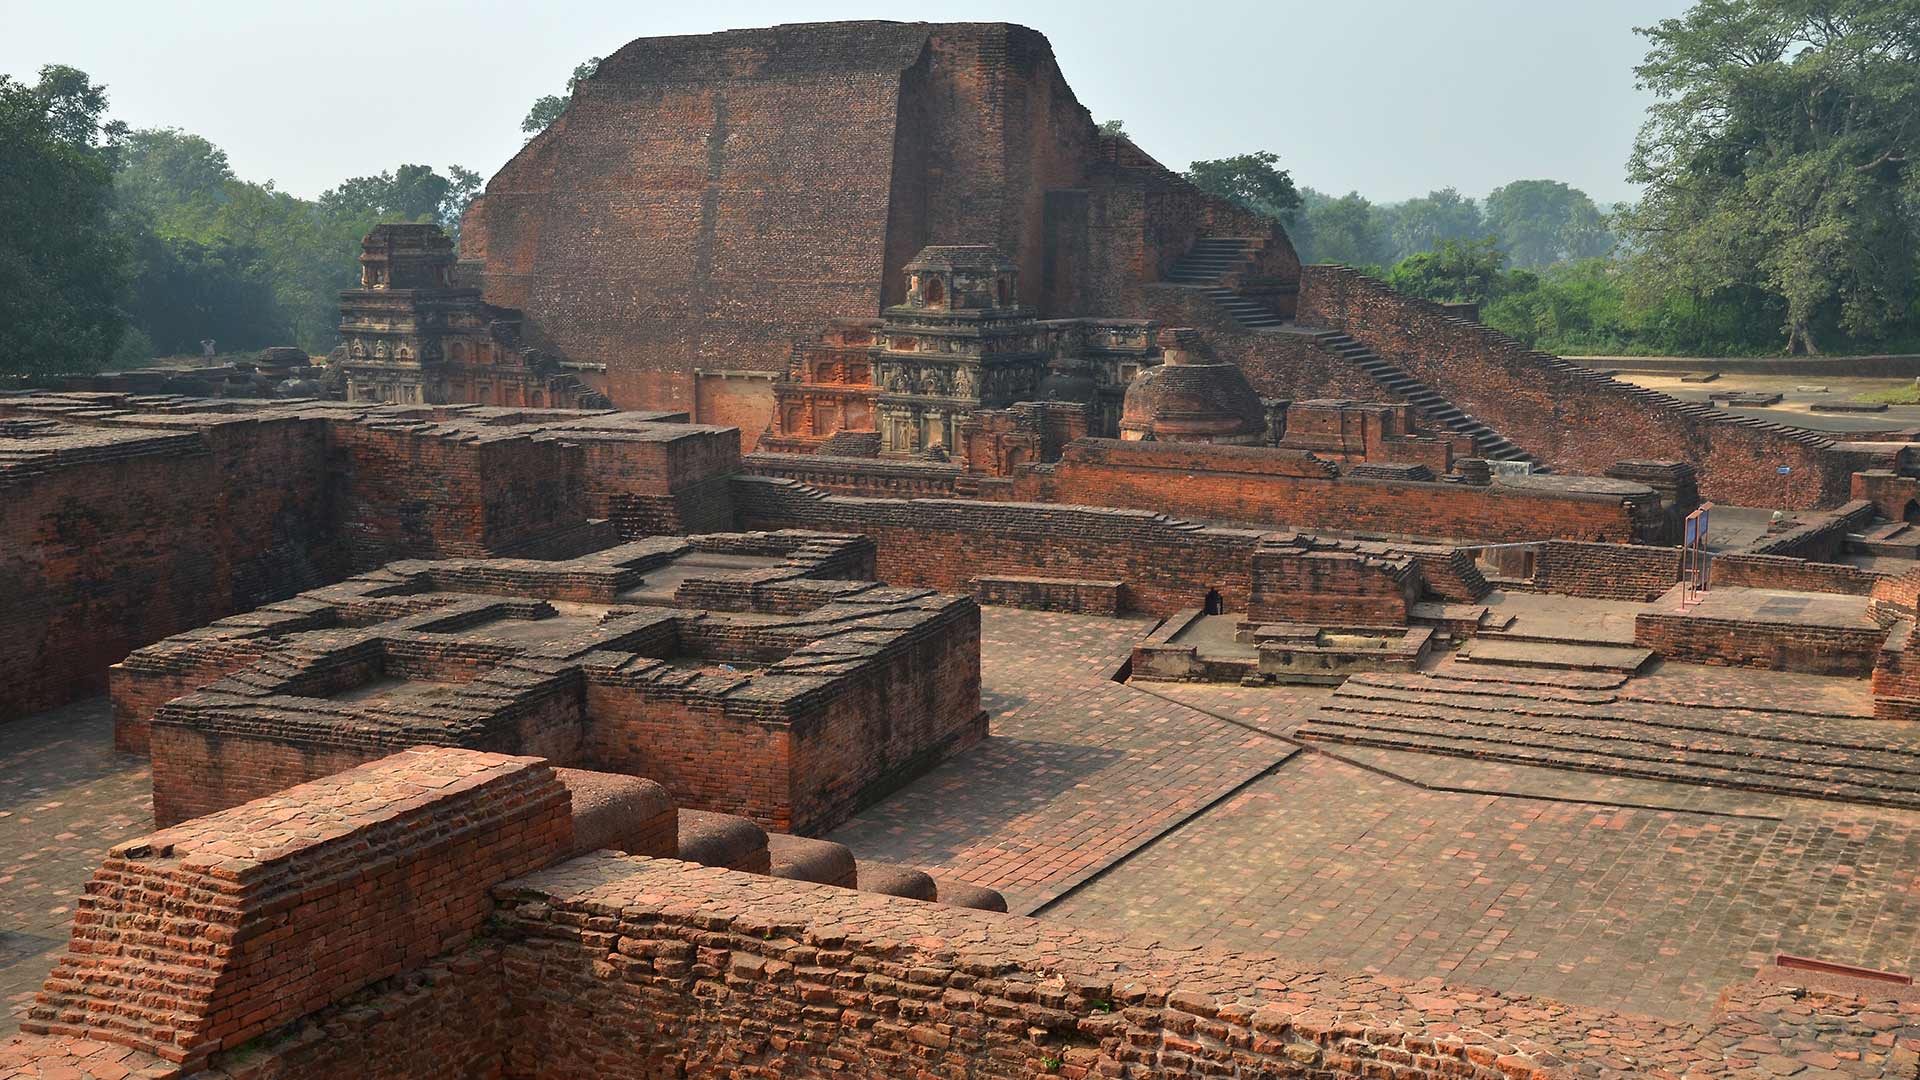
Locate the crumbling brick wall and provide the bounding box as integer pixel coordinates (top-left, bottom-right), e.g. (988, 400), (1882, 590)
(1635, 611), (1887, 675)
(477, 851), (1913, 1080)
(1712, 553), (1884, 595)
(23, 749), (571, 1070)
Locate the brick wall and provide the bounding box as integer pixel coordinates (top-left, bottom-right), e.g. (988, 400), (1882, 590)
(1519, 541), (1681, 601)
(743, 452), (961, 498)
(1872, 621), (1920, 721)
(329, 422), (588, 566)
(1144, 287), (1389, 401)
(1250, 549), (1420, 625)
(0, 417), (342, 724)
(1298, 265), (1852, 508)
(476, 851), (1912, 1080)
(1711, 553), (1884, 596)
(972, 575), (1125, 615)
(734, 475), (1490, 612)
(733, 476), (1267, 616)
(1021, 439), (1660, 544)
(1852, 470), (1920, 522)
(24, 748), (571, 1070)
(1635, 612), (1887, 676)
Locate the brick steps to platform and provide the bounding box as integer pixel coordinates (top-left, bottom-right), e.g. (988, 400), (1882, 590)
(1299, 327), (1539, 466)
(1455, 637), (1654, 673)
(1163, 238), (1289, 329)
(1298, 669), (1920, 809)
(1301, 709), (1920, 809)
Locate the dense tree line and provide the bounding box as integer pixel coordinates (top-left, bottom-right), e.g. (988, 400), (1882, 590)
(0, 65), (480, 375)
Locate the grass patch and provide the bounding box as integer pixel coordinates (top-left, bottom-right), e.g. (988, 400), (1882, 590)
(1854, 385), (1920, 405)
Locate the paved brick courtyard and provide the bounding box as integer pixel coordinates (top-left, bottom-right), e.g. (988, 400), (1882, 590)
(6, 606), (1920, 1035)
(0, 699), (150, 1036)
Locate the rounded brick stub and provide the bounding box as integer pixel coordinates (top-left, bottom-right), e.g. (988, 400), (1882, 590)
(854, 860), (938, 901)
(675, 809), (769, 874)
(766, 832), (858, 889)
(1119, 329), (1267, 444)
(932, 877), (1009, 911)
(554, 767), (676, 857)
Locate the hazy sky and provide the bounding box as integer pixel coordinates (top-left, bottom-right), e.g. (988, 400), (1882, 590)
(6, 0), (1688, 206)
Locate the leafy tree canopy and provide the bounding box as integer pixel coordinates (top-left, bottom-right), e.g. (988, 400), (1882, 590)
(1385, 238), (1516, 304)
(1184, 150), (1303, 221)
(1484, 179), (1612, 268)
(522, 58), (602, 138)
(1383, 187), (1487, 263)
(0, 66), (129, 375)
(1302, 191), (1390, 268)
(1619, 0), (1920, 352)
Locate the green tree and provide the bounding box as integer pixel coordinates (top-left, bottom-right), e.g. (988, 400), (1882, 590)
(522, 58), (602, 138)
(1098, 119), (1126, 137)
(1484, 179), (1612, 268)
(1386, 238), (1515, 304)
(0, 66), (129, 375)
(1184, 150), (1303, 221)
(116, 127), (233, 235)
(1302, 191), (1390, 268)
(1620, 0), (1920, 353)
(1381, 187), (1487, 263)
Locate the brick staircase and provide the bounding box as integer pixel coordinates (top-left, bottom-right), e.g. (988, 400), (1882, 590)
(1298, 329), (1539, 466)
(1163, 237), (1287, 329)
(1296, 665), (1920, 810)
(1164, 238), (1539, 466)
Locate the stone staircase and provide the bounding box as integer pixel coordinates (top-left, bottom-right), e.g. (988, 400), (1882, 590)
(1163, 237), (1287, 329)
(1299, 328), (1538, 466)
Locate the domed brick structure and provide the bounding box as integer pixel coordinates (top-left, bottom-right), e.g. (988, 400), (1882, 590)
(1118, 328), (1266, 444)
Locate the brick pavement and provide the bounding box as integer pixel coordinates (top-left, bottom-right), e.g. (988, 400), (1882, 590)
(1046, 751), (1920, 1018)
(826, 609), (1314, 913)
(0, 699), (151, 1038)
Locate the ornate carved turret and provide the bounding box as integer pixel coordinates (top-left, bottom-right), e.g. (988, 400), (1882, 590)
(337, 224), (611, 409)
(874, 246), (1048, 454)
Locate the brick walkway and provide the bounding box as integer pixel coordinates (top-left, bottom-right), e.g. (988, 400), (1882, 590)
(1046, 752), (1920, 1018)
(826, 610), (1328, 913)
(0, 699), (151, 1037)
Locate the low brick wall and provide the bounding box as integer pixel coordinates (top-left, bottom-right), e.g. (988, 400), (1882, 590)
(1739, 500), (1876, 561)
(1635, 610), (1887, 676)
(479, 851), (1916, 1080)
(23, 748), (571, 1069)
(732, 475), (1489, 616)
(1711, 553), (1884, 596)
(1523, 541), (1680, 601)
(1021, 438), (1665, 544)
(1872, 621), (1920, 721)
(972, 575), (1124, 615)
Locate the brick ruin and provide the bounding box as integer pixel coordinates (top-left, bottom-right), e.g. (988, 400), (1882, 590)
(119, 531), (983, 835)
(17, 17), (1920, 1080)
